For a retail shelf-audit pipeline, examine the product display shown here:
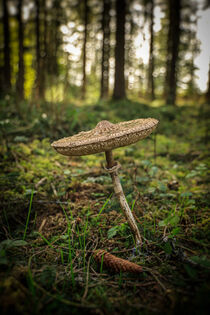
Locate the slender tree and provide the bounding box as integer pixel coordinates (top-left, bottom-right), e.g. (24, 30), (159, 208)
(16, 0), (24, 100)
(41, 0), (47, 97)
(203, 0), (210, 10)
(3, 0), (11, 92)
(113, 0), (126, 99)
(35, 0), (41, 99)
(100, 0), (111, 99)
(186, 28), (200, 98)
(82, 0), (89, 99)
(165, 0), (181, 105)
(206, 62), (210, 103)
(35, 0), (46, 99)
(147, 0), (155, 100)
(53, 0), (61, 77)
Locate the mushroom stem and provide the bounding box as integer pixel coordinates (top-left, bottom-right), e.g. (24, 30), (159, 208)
(105, 150), (142, 246)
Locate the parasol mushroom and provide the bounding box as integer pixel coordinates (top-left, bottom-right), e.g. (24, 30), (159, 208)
(51, 118), (158, 246)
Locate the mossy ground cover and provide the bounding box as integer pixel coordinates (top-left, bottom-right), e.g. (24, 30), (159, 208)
(0, 99), (209, 314)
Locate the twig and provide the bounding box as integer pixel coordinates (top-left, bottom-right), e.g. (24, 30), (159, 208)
(35, 177), (47, 189)
(51, 183), (58, 197)
(38, 218), (47, 232)
(33, 281), (96, 309)
(163, 226), (167, 238)
(28, 252), (95, 309)
(143, 267), (167, 293)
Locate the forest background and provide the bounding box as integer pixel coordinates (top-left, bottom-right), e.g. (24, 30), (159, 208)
(0, 0), (210, 314)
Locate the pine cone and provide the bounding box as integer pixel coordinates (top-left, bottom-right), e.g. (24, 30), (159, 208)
(93, 250), (143, 273)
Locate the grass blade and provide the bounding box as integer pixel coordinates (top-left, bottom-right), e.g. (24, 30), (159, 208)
(97, 193), (112, 218)
(23, 190), (34, 240)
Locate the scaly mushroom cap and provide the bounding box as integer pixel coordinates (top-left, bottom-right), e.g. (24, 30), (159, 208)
(51, 118), (159, 156)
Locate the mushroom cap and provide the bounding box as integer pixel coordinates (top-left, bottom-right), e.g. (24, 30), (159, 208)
(51, 118), (159, 156)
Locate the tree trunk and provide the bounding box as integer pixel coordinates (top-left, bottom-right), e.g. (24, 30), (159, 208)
(43, 0), (47, 67)
(187, 29), (197, 98)
(16, 0), (24, 100)
(54, 0), (60, 77)
(206, 62), (210, 103)
(165, 0), (181, 105)
(100, 0), (111, 100)
(148, 0), (155, 101)
(113, 0), (126, 100)
(82, 0), (88, 99)
(35, 0), (46, 100)
(3, 0), (11, 92)
(40, 0), (47, 98)
(35, 0), (41, 99)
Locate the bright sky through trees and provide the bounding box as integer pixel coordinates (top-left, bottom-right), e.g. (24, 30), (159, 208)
(194, 7), (210, 91)
(61, 3), (209, 92)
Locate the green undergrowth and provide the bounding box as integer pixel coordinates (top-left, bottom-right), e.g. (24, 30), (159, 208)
(0, 99), (210, 314)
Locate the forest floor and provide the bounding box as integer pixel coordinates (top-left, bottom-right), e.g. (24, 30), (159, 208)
(0, 99), (209, 314)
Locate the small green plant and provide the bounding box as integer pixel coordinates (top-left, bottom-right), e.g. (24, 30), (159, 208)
(158, 207), (181, 238)
(186, 163), (207, 179)
(107, 223), (128, 239)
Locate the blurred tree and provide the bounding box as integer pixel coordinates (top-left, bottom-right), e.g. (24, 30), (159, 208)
(185, 39), (199, 98)
(53, 0), (62, 77)
(165, 0), (181, 105)
(178, 1), (200, 98)
(140, 0), (155, 99)
(100, 0), (111, 100)
(147, 0), (155, 100)
(82, 0), (89, 99)
(154, 1), (168, 97)
(206, 62), (210, 103)
(113, 0), (126, 99)
(41, 0), (47, 98)
(35, 0), (42, 100)
(3, 0), (11, 92)
(202, 0), (210, 102)
(16, 0), (24, 100)
(203, 0), (210, 9)
(184, 29), (200, 97)
(124, 1), (137, 94)
(44, 0), (62, 89)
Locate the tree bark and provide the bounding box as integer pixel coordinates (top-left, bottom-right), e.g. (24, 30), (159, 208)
(16, 0), (24, 100)
(165, 0), (181, 105)
(187, 29), (197, 98)
(113, 0), (126, 100)
(100, 0), (111, 100)
(40, 0), (47, 98)
(35, 0), (46, 100)
(82, 0), (88, 99)
(148, 0), (155, 101)
(3, 0), (11, 92)
(54, 0), (60, 77)
(35, 0), (41, 99)
(206, 62), (210, 103)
